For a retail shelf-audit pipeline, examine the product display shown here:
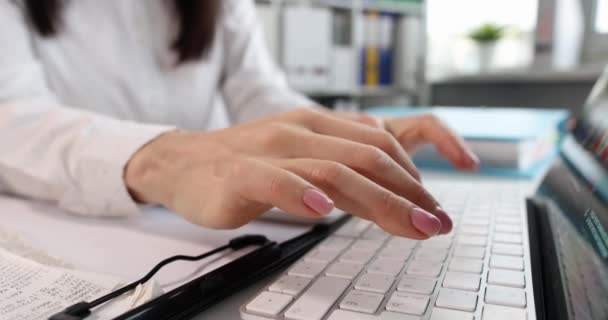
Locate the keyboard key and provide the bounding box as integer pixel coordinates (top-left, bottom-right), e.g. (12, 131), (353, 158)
(458, 235), (487, 247)
(495, 224), (522, 234)
(325, 261), (364, 280)
(406, 260), (443, 277)
(492, 244), (524, 257)
(435, 288), (478, 312)
(494, 233), (523, 244)
(319, 237), (353, 251)
(442, 272), (481, 291)
(352, 239), (384, 251)
(385, 291), (430, 315)
(460, 225), (489, 236)
(335, 219), (372, 238)
(269, 275), (311, 295)
(340, 248), (375, 264)
(430, 307), (474, 320)
(328, 310), (420, 320)
(397, 277), (437, 294)
(448, 258), (483, 274)
(288, 261), (327, 278)
(414, 248), (449, 262)
(284, 276), (350, 320)
(305, 249), (341, 263)
(355, 273), (395, 294)
(367, 258), (404, 276)
(453, 246), (485, 259)
(246, 291), (293, 316)
(386, 237), (418, 250)
(362, 226), (391, 241)
(488, 269), (525, 288)
(339, 290), (384, 314)
(490, 255), (524, 271)
(495, 216), (521, 225)
(485, 285), (527, 308)
(462, 218), (490, 227)
(420, 235), (454, 249)
(482, 304), (527, 320)
(378, 246), (413, 260)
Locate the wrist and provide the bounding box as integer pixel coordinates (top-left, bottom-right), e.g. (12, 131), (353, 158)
(124, 130), (185, 205)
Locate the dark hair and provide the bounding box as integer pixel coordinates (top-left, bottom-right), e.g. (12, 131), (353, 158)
(23, 0), (222, 63)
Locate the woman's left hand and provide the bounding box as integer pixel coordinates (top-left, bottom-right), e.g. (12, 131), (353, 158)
(333, 111), (480, 171)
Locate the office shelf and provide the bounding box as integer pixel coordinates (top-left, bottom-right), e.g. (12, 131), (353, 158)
(299, 86), (411, 98)
(255, 0), (423, 15)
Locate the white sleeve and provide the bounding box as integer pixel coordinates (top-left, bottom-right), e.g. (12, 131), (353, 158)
(220, 0), (316, 124)
(0, 2), (174, 217)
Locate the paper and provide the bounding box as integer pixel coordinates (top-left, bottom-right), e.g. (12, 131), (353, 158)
(0, 227), (74, 270)
(0, 245), (121, 319)
(0, 231), (163, 320)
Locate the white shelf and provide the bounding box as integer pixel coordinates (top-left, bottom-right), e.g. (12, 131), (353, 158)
(256, 0), (423, 15)
(298, 86), (409, 97)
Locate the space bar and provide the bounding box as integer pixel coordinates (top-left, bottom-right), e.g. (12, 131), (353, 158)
(284, 276), (350, 320)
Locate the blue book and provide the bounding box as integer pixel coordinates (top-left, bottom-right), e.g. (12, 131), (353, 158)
(368, 106), (570, 178)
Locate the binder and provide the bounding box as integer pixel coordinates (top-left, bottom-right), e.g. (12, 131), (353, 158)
(109, 216), (350, 319)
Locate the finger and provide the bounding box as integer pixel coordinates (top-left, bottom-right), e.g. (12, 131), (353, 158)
(392, 114), (480, 171)
(205, 158), (335, 228)
(297, 110), (421, 181)
(280, 129), (442, 213)
(273, 158), (443, 239)
(330, 111), (385, 129)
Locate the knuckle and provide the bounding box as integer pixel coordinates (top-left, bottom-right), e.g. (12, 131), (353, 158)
(423, 113), (441, 126)
(258, 122), (290, 147)
(267, 174), (285, 198)
(380, 191), (404, 213)
(357, 114), (381, 128)
(312, 161), (345, 184)
(362, 146), (392, 171)
(227, 158), (248, 179)
(296, 107), (322, 123)
(373, 130), (399, 153)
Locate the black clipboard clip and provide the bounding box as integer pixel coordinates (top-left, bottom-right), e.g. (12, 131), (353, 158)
(50, 215), (349, 320)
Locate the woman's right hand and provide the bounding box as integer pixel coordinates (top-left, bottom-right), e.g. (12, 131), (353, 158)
(124, 108), (452, 239)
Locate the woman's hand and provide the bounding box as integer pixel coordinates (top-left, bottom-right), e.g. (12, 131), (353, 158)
(333, 112), (480, 171)
(125, 108), (454, 239)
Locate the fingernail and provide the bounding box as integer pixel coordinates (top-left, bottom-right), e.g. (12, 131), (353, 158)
(411, 208), (441, 237)
(463, 149), (480, 169)
(434, 207), (453, 234)
(303, 189), (334, 216)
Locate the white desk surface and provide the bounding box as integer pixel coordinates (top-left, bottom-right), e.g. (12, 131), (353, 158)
(0, 170), (540, 320)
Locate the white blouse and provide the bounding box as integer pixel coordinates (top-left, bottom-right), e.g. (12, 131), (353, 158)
(0, 0), (312, 217)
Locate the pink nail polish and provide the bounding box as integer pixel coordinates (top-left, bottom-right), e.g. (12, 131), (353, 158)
(411, 208), (441, 237)
(303, 189), (334, 216)
(435, 207), (453, 234)
(465, 150), (480, 168)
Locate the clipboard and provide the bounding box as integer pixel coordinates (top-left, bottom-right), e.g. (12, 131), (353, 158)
(51, 214), (350, 320)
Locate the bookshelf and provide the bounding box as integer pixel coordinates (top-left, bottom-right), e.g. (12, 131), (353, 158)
(255, 0), (427, 109)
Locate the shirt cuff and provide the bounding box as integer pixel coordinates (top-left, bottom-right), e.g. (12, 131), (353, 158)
(59, 120), (175, 217)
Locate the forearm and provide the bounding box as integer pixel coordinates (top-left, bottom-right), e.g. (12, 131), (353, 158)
(0, 97), (173, 216)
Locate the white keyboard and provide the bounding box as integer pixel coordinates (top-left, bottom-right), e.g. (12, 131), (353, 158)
(240, 181), (536, 320)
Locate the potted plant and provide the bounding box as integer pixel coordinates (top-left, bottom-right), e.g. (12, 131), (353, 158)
(468, 23), (505, 71)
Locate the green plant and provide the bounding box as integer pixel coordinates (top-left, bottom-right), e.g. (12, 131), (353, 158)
(468, 23), (505, 43)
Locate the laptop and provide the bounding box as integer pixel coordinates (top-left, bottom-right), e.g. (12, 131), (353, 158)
(239, 68), (608, 320)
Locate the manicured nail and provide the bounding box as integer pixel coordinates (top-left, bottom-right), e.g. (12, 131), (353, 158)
(462, 149), (480, 169)
(303, 189), (334, 216)
(434, 207), (453, 234)
(411, 208), (441, 237)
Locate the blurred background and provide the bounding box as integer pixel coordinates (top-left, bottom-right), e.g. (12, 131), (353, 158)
(254, 0), (608, 113)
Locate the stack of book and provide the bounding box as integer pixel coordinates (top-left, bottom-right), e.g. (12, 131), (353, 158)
(368, 106), (570, 177)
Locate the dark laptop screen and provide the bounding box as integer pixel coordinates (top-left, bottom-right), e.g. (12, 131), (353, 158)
(533, 68), (608, 320)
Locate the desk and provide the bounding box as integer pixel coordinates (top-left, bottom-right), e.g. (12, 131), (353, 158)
(1, 171), (539, 320)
